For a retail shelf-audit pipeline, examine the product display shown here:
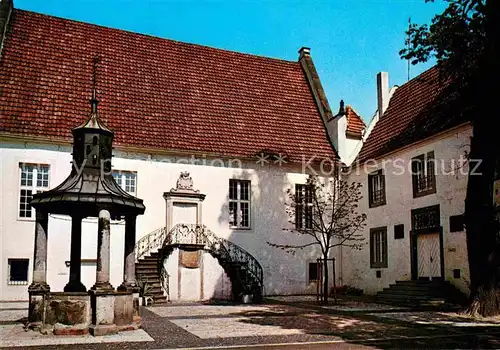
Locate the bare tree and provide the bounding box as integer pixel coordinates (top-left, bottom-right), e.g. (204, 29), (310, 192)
(268, 174), (367, 304)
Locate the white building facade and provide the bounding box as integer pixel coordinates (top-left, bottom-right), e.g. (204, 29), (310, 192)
(0, 2), (473, 302)
(1, 140), (334, 301)
(342, 124), (472, 295)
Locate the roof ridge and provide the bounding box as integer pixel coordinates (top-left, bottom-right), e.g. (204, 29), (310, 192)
(346, 105), (364, 120)
(15, 8), (298, 65)
(400, 65), (440, 89)
(356, 64), (465, 163)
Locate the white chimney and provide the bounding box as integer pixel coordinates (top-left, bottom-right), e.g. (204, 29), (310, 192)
(377, 72), (389, 117)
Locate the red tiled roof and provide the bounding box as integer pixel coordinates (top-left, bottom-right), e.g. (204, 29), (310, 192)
(357, 67), (469, 162)
(345, 105), (365, 137)
(0, 10), (337, 163)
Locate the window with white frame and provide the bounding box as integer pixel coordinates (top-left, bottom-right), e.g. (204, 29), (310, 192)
(8, 258), (29, 285)
(112, 170), (137, 195)
(19, 163), (50, 218)
(229, 179), (251, 228)
(295, 184), (313, 229)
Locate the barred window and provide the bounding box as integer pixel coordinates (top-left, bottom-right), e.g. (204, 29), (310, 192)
(229, 179), (251, 229)
(308, 262), (321, 283)
(370, 227), (388, 268)
(295, 184), (313, 229)
(112, 170), (137, 195)
(8, 259), (29, 285)
(19, 163), (50, 218)
(411, 205), (440, 231)
(368, 169), (386, 208)
(412, 151), (436, 197)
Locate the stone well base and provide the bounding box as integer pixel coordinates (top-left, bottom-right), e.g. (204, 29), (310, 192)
(28, 290), (141, 336)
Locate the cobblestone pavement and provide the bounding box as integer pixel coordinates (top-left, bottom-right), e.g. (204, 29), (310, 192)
(0, 298), (499, 349)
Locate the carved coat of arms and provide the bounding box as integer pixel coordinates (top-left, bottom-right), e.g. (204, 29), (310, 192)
(172, 171), (199, 193)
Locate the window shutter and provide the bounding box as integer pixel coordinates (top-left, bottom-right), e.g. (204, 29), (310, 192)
(380, 172), (386, 204)
(382, 230), (388, 268)
(368, 174), (374, 207)
(411, 158), (419, 197)
(295, 184), (303, 228)
(427, 151), (436, 190)
(370, 230), (375, 267)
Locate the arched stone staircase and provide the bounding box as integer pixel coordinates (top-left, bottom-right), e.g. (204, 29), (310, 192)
(135, 224), (263, 304)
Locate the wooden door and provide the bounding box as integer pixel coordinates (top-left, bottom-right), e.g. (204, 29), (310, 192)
(417, 233), (441, 280)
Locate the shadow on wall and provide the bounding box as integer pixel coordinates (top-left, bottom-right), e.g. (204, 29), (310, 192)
(152, 160), (330, 303)
(211, 162), (324, 300)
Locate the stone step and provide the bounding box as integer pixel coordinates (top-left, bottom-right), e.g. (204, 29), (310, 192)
(137, 262), (159, 267)
(387, 283), (451, 291)
(136, 274), (160, 279)
(136, 268), (159, 274)
(394, 280), (450, 286)
(136, 275), (159, 280)
(137, 259), (158, 264)
(376, 294), (446, 307)
(136, 277), (160, 284)
(376, 292), (446, 301)
(380, 287), (448, 297)
(153, 298), (169, 305)
(139, 256), (160, 261)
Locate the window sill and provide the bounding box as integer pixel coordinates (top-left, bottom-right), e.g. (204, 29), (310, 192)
(295, 227), (314, 231)
(230, 226), (252, 231)
(17, 217), (35, 222)
(413, 188), (436, 198)
(7, 281), (28, 285)
(370, 264), (388, 269)
(369, 201), (386, 209)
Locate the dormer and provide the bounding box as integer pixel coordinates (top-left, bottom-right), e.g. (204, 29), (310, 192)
(327, 100), (366, 165)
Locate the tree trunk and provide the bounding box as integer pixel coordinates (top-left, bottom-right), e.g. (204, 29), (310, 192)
(464, 125), (500, 317)
(323, 254), (329, 305)
(464, 0), (500, 317)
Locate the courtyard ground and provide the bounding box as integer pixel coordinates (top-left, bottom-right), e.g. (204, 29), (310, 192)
(1, 296), (500, 349)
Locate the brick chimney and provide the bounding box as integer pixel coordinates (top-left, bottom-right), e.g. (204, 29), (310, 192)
(377, 72), (389, 117)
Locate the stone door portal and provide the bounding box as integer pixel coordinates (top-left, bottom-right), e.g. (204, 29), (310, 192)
(417, 233), (441, 280)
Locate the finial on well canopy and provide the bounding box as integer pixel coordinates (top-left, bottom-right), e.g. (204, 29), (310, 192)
(90, 55), (101, 114)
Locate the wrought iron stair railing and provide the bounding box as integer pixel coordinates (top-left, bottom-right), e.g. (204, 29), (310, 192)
(135, 226), (168, 261)
(135, 224), (263, 301)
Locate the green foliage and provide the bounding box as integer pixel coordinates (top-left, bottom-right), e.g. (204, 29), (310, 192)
(136, 274), (153, 297)
(400, 0), (487, 85)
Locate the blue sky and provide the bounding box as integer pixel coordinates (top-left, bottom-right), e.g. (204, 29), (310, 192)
(16, 0), (445, 122)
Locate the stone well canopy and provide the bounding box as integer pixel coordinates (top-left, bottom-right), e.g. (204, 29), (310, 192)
(30, 88), (145, 218)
